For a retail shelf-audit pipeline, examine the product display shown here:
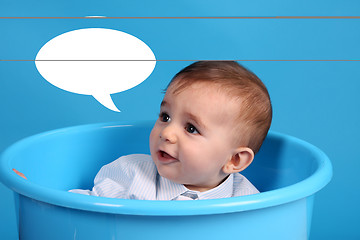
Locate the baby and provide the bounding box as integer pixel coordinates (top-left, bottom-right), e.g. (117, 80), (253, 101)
(70, 61), (272, 200)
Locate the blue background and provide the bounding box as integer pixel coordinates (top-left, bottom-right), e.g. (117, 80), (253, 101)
(1, 1), (359, 239)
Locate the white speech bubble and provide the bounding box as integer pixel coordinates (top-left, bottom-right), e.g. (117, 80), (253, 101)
(35, 28), (156, 112)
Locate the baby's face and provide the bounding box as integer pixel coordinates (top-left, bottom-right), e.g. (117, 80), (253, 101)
(150, 82), (242, 192)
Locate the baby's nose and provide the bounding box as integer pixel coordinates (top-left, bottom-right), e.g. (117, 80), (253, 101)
(160, 125), (177, 143)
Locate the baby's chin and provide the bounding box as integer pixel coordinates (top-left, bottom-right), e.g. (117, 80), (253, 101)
(154, 163), (182, 182)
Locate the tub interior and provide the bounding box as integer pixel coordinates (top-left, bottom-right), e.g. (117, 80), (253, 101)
(9, 122), (319, 193)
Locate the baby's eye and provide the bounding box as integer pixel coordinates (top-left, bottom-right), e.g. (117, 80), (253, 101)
(159, 112), (171, 122)
(185, 123), (199, 134)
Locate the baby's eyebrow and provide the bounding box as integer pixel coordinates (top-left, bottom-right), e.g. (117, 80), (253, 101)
(160, 100), (206, 130)
(186, 112), (206, 130)
(160, 100), (168, 107)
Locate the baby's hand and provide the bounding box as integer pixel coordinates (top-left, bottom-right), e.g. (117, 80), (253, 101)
(12, 169), (27, 180)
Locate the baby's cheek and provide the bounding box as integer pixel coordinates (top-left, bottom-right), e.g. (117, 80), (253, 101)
(149, 128), (159, 148)
(181, 152), (205, 171)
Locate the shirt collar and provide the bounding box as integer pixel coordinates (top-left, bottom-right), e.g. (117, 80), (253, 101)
(156, 173), (234, 200)
(197, 174), (234, 199)
(156, 174), (189, 200)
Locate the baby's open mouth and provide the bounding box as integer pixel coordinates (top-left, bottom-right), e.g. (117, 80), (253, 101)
(158, 150), (177, 163)
(160, 151), (173, 159)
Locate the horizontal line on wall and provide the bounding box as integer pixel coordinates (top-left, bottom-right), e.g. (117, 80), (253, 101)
(1, 59), (359, 62)
(0, 16), (360, 19)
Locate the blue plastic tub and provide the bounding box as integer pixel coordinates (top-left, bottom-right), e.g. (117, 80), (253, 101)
(0, 121), (332, 240)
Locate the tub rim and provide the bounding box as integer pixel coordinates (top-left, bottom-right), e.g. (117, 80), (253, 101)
(0, 121), (333, 216)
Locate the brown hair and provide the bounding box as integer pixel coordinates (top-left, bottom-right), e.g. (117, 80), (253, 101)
(167, 61), (272, 154)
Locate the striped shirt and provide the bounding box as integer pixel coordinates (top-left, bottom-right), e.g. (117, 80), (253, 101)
(70, 154), (259, 200)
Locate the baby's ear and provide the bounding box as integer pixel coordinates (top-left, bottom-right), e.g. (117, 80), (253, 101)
(223, 147), (254, 174)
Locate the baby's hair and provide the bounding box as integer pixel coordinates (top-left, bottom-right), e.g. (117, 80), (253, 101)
(167, 61), (272, 154)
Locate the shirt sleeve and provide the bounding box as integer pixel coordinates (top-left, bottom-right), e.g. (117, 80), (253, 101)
(69, 154), (157, 199)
